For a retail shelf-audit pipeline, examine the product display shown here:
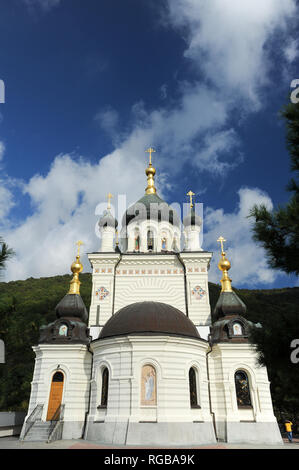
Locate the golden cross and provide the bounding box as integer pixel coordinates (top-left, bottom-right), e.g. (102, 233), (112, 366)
(217, 236), (226, 254)
(76, 240), (84, 257)
(145, 147), (156, 165)
(107, 192), (113, 209)
(187, 190), (195, 209)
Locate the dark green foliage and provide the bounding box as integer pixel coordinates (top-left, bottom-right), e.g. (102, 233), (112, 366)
(0, 273), (92, 411)
(249, 101), (299, 275)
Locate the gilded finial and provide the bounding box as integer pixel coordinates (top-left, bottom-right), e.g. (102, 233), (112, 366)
(107, 193), (113, 210)
(115, 229), (119, 246)
(217, 236), (232, 292)
(187, 190), (195, 209)
(145, 147), (157, 195)
(68, 241), (84, 295)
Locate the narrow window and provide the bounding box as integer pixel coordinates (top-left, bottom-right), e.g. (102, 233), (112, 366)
(147, 231), (154, 250)
(235, 370), (252, 408)
(101, 368), (109, 407)
(96, 305), (100, 326)
(189, 367), (200, 408)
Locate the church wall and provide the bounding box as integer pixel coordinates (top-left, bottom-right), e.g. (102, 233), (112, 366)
(113, 255), (186, 314)
(207, 343), (282, 444)
(22, 344), (92, 440)
(85, 335), (216, 445)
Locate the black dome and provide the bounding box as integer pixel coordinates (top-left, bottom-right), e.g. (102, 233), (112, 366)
(55, 294), (88, 323)
(99, 301), (200, 340)
(213, 291), (247, 322)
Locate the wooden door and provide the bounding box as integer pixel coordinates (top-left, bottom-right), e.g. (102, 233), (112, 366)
(46, 371), (64, 421)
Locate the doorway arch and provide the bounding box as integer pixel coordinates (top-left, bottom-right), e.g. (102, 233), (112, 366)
(46, 371), (64, 421)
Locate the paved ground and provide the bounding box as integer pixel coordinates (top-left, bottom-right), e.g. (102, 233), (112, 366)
(0, 436), (298, 449)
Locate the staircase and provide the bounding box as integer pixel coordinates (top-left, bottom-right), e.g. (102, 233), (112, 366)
(21, 404), (65, 443)
(24, 421), (53, 442)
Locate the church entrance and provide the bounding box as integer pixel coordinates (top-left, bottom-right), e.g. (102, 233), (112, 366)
(46, 371), (64, 421)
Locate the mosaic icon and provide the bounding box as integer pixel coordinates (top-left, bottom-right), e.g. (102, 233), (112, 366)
(192, 285), (206, 300)
(96, 287), (109, 301)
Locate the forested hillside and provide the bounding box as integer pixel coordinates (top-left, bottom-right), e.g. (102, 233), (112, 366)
(0, 274), (298, 431)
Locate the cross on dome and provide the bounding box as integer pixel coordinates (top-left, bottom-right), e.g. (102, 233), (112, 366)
(145, 147), (156, 165)
(76, 240), (84, 257)
(187, 190), (195, 209)
(217, 236), (226, 254)
(107, 192), (113, 209)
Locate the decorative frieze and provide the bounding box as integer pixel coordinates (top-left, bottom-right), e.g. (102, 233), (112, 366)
(114, 268), (185, 276)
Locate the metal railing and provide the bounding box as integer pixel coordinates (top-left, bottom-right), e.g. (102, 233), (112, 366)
(47, 404), (65, 443)
(20, 404), (43, 440)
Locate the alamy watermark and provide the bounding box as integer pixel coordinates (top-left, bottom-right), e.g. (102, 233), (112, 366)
(0, 339), (5, 363)
(290, 79), (299, 104)
(0, 79), (5, 104)
(290, 339), (299, 364)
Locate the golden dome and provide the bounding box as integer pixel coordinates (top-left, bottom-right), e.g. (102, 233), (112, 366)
(71, 255), (83, 274)
(218, 255), (231, 272)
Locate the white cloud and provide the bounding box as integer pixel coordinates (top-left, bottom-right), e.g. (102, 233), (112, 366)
(2, 152), (147, 281)
(284, 38), (299, 63)
(2, 0), (298, 285)
(94, 107), (119, 140)
(203, 187), (280, 287)
(166, 0), (296, 108)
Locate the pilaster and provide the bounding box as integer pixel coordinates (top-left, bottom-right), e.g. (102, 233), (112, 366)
(180, 251), (213, 326)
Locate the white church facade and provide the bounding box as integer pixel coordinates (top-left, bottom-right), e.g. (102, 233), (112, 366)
(20, 150), (282, 445)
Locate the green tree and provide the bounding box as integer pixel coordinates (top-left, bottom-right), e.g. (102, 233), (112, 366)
(249, 101), (299, 434)
(249, 101), (299, 275)
(0, 237), (14, 275)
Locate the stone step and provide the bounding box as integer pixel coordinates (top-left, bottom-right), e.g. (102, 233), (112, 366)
(24, 422), (53, 441)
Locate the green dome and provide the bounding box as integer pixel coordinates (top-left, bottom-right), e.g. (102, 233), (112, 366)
(122, 193), (181, 227)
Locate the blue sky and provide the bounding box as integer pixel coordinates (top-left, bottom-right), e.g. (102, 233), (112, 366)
(0, 0), (298, 288)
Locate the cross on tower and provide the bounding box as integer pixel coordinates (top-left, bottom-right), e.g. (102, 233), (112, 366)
(76, 240), (84, 257)
(187, 190), (195, 209)
(145, 147), (156, 165)
(107, 192), (113, 210)
(217, 236), (226, 254)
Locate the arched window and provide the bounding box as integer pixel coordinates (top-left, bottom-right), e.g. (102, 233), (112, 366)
(53, 371), (64, 382)
(189, 367), (200, 408)
(101, 368), (109, 408)
(235, 370), (252, 408)
(147, 231), (154, 250)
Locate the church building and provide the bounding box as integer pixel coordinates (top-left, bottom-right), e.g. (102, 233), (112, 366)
(20, 149), (282, 445)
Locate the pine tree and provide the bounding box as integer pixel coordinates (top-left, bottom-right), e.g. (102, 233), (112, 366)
(249, 101), (299, 275)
